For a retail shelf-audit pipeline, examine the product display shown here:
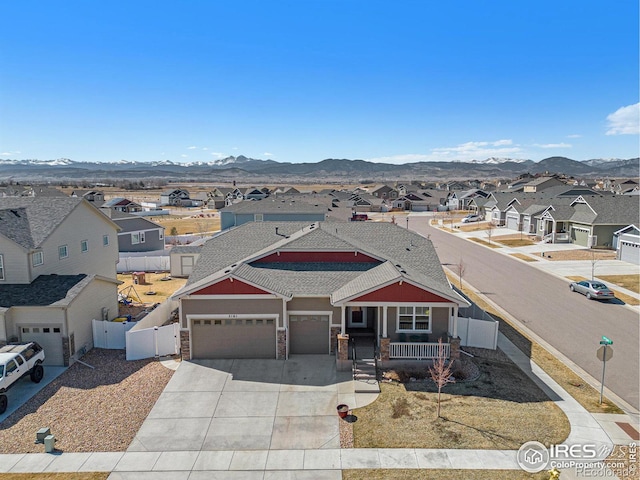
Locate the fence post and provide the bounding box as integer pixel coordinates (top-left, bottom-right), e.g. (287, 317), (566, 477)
(154, 326), (159, 357)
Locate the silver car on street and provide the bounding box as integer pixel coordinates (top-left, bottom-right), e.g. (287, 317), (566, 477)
(569, 280), (615, 301)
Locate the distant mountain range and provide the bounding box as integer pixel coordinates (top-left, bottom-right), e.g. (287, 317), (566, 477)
(0, 155), (637, 182)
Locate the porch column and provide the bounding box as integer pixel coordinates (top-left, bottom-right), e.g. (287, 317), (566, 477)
(341, 305), (346, 335)
(382, 306), (388, 337)
(552, 219), (557, 243)
(452, 305), (458, 338)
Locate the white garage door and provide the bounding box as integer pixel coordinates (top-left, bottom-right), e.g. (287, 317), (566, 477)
(506, 215), (518, 230)
(620, 241), (640, 264)
(19, 325), (64, 366)
(191, 317), (276, 359)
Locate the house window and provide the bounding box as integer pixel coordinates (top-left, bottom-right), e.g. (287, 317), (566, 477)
(58, 245), (69, 259)
(0, 254), (4, 280)
(397, 306), (431, 332)
(103, 234), (109, 246)
(81, 240), (88, 253)
(131, 233), (140, 244)
(32, 251), (44, 267)
(254, 214), (264, 222)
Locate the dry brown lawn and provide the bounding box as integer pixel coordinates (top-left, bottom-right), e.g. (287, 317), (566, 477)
(445, 273), (623, 414)
(117, 272), (187, 305)
(510, 253), (539, 262)
(468, 238), (501, 248)
(458, 223), (493, 232)
(532, 249), (617, 261)
(343, 470), (548, 480)
(599, 274), (640, 294)
(154, 215), (220, 235)
(353, 355), (570, 450)
(495, 238), (536, 247)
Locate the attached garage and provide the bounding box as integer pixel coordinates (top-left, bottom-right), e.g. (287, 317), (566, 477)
(289, 315), (330, 354)
(19, 325), (64, 366)
(571, 226), (590, 247)
(620, 241), (640, 264)
(506, 214), (519, 231)
(190, 316), (276, 359)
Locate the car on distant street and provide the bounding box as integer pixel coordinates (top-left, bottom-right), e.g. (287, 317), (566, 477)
(461, 214), (481, 223)
(569, 280), (616, 301)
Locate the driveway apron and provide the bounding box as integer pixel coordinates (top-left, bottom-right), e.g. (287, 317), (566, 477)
(128, 355), (354, 453)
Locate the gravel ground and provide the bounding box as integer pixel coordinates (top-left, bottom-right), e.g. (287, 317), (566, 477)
(339, 414), (354, 448)
(0, 349), (174, 453)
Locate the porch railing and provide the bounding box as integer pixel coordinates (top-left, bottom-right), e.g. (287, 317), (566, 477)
(389, 342), (450, 360)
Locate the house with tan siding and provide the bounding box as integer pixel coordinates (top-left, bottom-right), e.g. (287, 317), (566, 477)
(0, 198), (120, 365)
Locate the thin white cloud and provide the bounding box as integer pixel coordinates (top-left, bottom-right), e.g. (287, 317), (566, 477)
(210, 152), (226, 158)
(533, 143), (572, 149)
(181, 154), (188, 158)
(263, 152), (273, 157)
(367, 154), (431, 164)
(606, 103), (640, 135)
(187, 146), (197, 150)
(368, 139), (523, 164)
(1, 152), (12, 156)
(232, 147), (238, 150)
(567, 134), (582, 138)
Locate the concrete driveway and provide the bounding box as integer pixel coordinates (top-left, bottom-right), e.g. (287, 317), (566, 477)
(128, 355), (355, 453)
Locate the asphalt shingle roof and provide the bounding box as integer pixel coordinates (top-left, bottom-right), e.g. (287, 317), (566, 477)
(0, 274), (87, 307)
(0, 197), (85, 249)
(222, 199), (328, 214)
(182, 221), (465, 305)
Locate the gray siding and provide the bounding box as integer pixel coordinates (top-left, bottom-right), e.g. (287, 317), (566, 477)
(221, 212), (326, 230)
(384, 306), (450, 342)
(118, 228), (165, 252)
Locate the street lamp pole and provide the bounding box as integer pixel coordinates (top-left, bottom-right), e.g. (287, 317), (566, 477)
(406, 216), (409, 229)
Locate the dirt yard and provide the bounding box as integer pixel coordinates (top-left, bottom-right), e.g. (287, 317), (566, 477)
(533, 249), (617, 261)
(117, 272), (187, 306)
(0, 349), (174, 453)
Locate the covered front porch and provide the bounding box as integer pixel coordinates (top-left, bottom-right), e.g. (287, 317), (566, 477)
(335, 303), (461, 369)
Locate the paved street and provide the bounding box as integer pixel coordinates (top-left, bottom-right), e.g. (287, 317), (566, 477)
(406, 214), (639, 411)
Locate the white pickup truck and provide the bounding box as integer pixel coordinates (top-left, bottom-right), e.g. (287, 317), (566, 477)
(0, 342), (46, 414)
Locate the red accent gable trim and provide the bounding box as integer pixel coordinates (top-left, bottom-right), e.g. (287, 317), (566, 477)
(353, 282), (453, 303)
(253, 251), (379, 263)
(192, 278), (271, 295)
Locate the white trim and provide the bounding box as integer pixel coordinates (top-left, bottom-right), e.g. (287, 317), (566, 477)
(183, 294), (279, 300)
(396, 305), (432, 333)
(32, 250), (44, 267)
(344, 301), (456, 308)
(0, 254), (4, 281)
(188, 313), (279, 321)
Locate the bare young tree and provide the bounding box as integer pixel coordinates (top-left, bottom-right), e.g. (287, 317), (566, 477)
(485, 221), (496, 244)
(428, 338), (456, 418)
(454, 258), (466, 289)
(591, 249), (598, 280)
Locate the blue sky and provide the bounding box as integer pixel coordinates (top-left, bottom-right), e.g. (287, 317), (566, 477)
(1, 1), (638, 164)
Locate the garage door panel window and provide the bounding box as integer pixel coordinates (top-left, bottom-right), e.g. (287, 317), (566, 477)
(398, 306), (431, 332)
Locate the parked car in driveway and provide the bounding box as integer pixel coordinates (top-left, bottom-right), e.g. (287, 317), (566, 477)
(461, 214), (481, 223)
(569, 280), (616, 301)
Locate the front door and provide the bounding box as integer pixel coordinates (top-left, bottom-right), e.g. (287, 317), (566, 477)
(348, 307), (367, 329)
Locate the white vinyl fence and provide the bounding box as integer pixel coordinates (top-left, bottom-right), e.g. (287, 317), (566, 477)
(92, 319), (137, 349)
(457, 317), (499, 350)
(117, 255), (170, 273)
(126, 323), (180, 360)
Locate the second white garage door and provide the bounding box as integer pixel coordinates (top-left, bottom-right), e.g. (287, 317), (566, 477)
(289, 315), (330, 354)
(191, 317), (276, 359)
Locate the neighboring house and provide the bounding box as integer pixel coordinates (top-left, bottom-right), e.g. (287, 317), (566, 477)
(0, 198), (120, 366)
(71, 190), (105, 204)
(100, 209), (165, 253)
(446, 189), (489, 211)
(274, 187), (300, 195)
(244, 187), (269, 201)
(207, 187), (244, 208)
(160, 189), (191, 206)
(170, 244), (202, 277)
(613, 225), (640, 264)
(173, 222), (469, 365)
(522, 176), (565, 193)
(220, 199), (328, 230)
(102, 197), (143, 213)
(369, 185), (398, 199)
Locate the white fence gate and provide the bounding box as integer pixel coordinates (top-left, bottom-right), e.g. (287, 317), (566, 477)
(126, 323), (180, 360)
(457, 317), (499, 350)
(92, 319), (136, 349)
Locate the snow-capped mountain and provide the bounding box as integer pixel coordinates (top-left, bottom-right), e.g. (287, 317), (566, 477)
(470, 157), (532, 164)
